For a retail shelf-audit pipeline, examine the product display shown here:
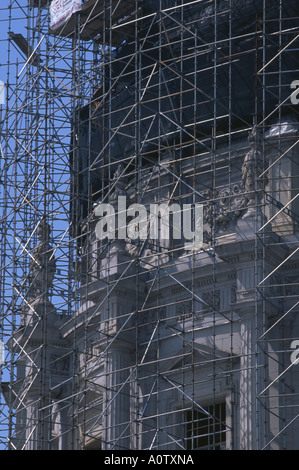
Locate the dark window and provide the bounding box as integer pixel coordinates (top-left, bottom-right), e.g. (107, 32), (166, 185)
(186, 403), (226, 450)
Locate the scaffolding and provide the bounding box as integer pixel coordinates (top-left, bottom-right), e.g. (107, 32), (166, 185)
(0, 0), (298, 450)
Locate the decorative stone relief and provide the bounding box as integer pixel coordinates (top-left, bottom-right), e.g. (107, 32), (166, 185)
(28, 218), (56, 298)
(110, 164), (128, 204)
(203, 183), (247, 241)
(241, 125), (268, 219)
(125, 238), (168, 270)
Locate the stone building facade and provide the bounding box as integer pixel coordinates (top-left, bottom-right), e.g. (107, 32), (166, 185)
(8, 120), (298, 450)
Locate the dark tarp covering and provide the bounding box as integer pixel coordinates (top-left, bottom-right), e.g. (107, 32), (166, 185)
(72, 0), (299, 219)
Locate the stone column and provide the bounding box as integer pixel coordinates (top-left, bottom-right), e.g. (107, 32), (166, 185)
(235, 215), (262, 449)
(239, 309), (257, 449)
(23, 392), (52, 450)
(102, 345), (132, 450)
(25, 398), (40, 450)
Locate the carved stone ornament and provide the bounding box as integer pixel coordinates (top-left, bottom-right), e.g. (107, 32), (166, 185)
(203, 183), (247, 241)
(110, 164), (128, 205)
(29, 218), (56, 297)
(241, 125), (268, 218)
